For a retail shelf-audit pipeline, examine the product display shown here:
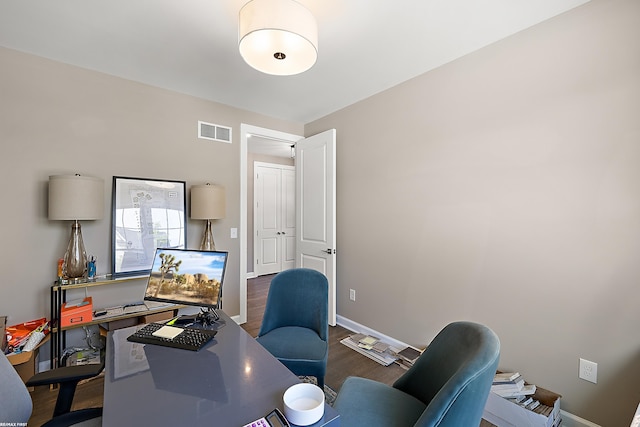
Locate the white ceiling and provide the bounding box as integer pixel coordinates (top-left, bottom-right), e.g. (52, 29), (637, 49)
(0, 0), (590, 125)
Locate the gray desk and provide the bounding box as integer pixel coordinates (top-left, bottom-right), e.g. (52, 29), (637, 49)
(103, 311), (339, 427)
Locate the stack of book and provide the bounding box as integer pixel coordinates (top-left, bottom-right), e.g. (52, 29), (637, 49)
(393, 346), (423, 370)
(485, 372), (560, 427)
(484, 372), (562, 427)
(491, 372), (536, 399)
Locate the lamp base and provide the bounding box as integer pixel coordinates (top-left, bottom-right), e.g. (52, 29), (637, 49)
(200, 219), (216, 251)
(63, 220), (88, 279)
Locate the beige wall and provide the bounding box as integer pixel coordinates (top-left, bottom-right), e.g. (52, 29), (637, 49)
(0, 46), (302, 355)
(246, 153), (295, 274)
(307, 0), (640, 425)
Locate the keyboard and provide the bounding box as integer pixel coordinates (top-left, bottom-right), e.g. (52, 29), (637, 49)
(126, 323), (217, 351)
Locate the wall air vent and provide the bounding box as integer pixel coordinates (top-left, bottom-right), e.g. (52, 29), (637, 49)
(198, 121), (232, 143)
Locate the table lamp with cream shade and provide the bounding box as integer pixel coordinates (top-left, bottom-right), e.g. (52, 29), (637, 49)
(48, 174), (104, 279)
(190, 183), (226, 251)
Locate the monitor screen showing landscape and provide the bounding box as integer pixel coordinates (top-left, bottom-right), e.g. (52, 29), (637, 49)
(143, 248), (228, 309)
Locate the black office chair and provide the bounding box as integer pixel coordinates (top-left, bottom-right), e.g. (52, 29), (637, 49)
(256, 268), (329, 389)
(0, 350), (104, 427)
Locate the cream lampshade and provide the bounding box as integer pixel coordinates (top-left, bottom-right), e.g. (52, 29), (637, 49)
(191, 183), (226, 251)
(49, 174), (104, 279)
(238, 0), (318, 76)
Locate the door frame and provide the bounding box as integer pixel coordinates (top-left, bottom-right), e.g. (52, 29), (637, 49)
(239, 124), (303, 324)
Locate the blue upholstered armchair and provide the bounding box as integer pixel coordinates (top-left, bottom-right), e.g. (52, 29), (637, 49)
(256, 268), (329, 389)
(334, 321), (500, 427)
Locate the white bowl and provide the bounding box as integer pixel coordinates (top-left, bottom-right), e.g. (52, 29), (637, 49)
(283, 383), (325, 426)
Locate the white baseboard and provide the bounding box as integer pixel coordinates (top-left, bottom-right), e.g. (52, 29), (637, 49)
(560, 410), (601, 427)
(336, 315), (600, 427)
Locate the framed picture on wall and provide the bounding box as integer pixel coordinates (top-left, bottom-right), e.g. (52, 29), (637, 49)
(112, 176), (187, 276)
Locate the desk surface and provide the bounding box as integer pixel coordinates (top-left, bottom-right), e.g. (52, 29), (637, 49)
(103, 311), (339, 427)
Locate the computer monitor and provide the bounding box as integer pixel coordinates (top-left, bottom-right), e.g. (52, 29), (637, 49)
(143, 248), (228, 324)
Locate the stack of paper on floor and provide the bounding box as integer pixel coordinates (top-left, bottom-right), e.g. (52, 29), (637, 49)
(340, 334), (397, 366)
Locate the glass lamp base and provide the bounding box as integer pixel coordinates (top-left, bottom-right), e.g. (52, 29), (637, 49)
(63, 220), (88, 279)
(200, 219), (216, 251)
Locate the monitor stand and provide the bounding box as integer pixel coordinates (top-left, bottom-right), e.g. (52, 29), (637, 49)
(172, 308), (220, 327)
(196, 308), (220, 325)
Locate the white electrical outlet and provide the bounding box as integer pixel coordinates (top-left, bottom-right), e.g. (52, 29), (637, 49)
(349, 289), (356, 301)
(579, 358), (597, 384)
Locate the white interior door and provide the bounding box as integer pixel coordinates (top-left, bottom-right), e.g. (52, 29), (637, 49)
(255, 164), (281, 276)
(295, 129), (337, 326)
(255, 163), (296, 276)
(281, 168), (296, 271)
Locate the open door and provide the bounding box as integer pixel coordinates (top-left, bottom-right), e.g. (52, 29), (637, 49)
(295, 129), (337, 326)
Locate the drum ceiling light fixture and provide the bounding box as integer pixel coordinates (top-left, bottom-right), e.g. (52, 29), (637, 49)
(238, 0), (318, 76)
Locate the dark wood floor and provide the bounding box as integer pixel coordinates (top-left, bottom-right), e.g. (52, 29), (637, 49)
(27, 274), (407, 426)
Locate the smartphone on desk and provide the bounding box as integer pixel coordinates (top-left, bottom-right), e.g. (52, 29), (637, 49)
(242, 408), (290, 427)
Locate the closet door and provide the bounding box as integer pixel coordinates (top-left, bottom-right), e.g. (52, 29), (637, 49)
(254, 163), (296, 276)
(281, 168), (296, 271)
